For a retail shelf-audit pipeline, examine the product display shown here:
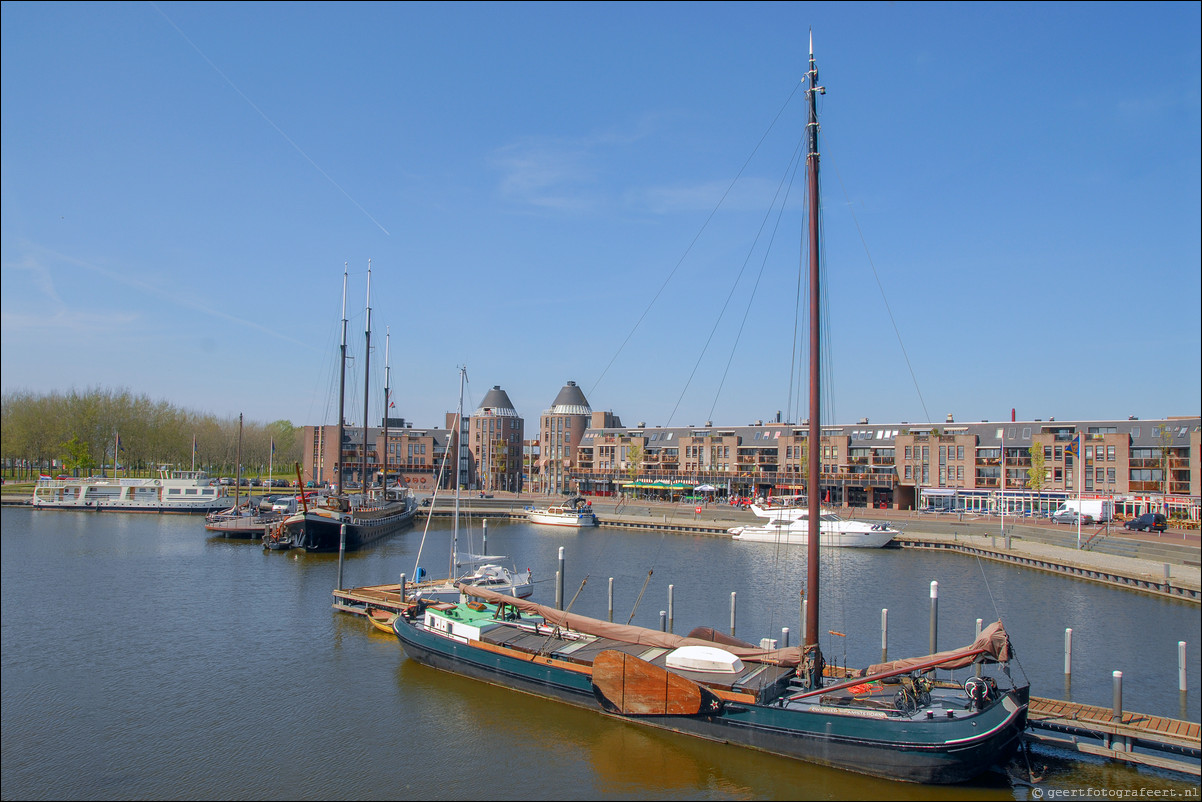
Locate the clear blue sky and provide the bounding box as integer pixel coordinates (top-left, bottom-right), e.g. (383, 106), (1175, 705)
(3, 1), (1199, 432)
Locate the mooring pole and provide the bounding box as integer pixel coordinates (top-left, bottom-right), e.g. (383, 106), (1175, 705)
(881, 608), (888, 663)
(556, 546), (565, 610)
(337, 523), (347, 590)
(1112, 670), (1123, 723)
(975, 618), (983, 677)
(667, 584), (675, 634)
(929, 581), (939, 656)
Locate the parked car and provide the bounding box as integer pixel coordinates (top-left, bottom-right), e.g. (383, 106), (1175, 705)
(1123, 513), (1168, 532)
(1051, 509), (1093, 525)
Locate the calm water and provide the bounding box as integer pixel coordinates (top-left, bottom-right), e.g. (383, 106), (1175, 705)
(2, 507), (1198, 800)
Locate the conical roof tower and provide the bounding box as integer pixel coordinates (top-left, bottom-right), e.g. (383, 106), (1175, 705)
(546, 380), (591, 416)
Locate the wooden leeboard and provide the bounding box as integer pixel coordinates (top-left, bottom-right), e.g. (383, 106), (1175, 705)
(592, 650), (704, 716)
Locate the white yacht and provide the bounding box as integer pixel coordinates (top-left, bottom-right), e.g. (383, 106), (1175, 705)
(32, 470), (233, 513)
(526, 497), (598, 527)
(729, 503), (897, 548)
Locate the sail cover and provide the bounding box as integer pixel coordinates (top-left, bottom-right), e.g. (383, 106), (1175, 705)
(864, 620), (1013, 676)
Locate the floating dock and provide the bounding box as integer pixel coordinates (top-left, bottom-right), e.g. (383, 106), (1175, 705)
(1027, 696), (1200, 776)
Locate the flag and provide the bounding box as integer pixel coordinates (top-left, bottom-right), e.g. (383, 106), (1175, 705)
(271, 440), (275, 454)
(389, 401), (395, 408)
(1065, 435), (1080, 459)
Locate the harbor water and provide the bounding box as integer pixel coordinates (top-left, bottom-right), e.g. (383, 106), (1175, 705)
(1, 507), (1198, 800)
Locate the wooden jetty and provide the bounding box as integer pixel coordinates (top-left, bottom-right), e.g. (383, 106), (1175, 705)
(1027, 696), (1200, 777)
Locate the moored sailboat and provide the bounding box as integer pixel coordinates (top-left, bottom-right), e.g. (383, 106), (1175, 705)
(410, 367), (532, 602)
(391, 38), (1029, 783)
(269, 262), (416, 552)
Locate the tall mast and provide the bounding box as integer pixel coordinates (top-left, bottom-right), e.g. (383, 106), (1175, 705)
(235, 414), (242, 508)
(451, 366), (466, 579)
(362, 259), (372, 494)
(337, 262), (348, 493)
(803, 32), (825, 684)
(383, 327), (391, 494)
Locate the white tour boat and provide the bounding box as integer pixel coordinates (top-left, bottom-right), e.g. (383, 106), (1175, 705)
(32, 470), (233, 513)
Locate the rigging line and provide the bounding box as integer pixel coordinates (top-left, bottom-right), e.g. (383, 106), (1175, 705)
(975, 554), (1029, 684)
(661, 134), (804, 426)
(627, 568), (655, 625)
(411, 396), (457, 575)
(702, 135), (807, 425)
(787, 168), (809, 425)
(588, 82), (805, 401)
(149, 3), (391, 236)
(827, 150), (930, 423)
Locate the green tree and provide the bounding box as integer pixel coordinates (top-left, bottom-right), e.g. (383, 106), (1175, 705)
(626, 442), (643, 484)
(59, 435), (97, 476)
(1027, 444), (1046, 495)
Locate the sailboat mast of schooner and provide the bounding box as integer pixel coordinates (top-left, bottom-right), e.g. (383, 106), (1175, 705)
(267, 262), (417, 552)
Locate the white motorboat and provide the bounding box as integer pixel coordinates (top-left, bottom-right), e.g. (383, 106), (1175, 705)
(526, 496), (597, 527)
(729, 504), (897, 548)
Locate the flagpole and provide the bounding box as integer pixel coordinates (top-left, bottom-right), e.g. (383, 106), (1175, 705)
(192, 434), (196, 472)
(1081, 432), (1091, 553)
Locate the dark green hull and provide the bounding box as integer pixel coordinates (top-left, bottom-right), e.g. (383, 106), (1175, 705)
(393, 615), (1029, 785)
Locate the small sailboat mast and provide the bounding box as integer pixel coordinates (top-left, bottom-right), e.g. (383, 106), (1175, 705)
(337, 262), (349, 493)
(803, 32), (825, 688)
(450, 366), (466, 581)
(383, 327), (391, 493)
(235, 413), (243, 509)
(362, 260), (372, 494)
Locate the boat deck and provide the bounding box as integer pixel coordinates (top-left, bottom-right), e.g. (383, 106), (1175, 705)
(478, 623), (796, 702)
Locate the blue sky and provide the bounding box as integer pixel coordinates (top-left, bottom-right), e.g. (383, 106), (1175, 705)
(3, 1), (1199, 432)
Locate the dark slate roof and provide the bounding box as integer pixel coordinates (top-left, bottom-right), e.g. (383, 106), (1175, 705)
(477, 386), (519, 417)
(546, 380), (591, 415)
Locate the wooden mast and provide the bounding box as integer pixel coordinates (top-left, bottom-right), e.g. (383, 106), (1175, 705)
(803, 32), (825, 688)
(336, 262), (348, 493)
(383, 327), (391, 494)
(361, 260), (372, 494)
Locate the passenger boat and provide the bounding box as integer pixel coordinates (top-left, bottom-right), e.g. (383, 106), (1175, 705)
(525, 496), (598, 527)
(392, 38), (1029, 783)
(410, 368), (533, 602)
(32, 469), (232, 513)
(728, 504), (897, 547)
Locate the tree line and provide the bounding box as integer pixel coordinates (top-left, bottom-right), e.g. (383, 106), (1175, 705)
(1, 388), (302, 480)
